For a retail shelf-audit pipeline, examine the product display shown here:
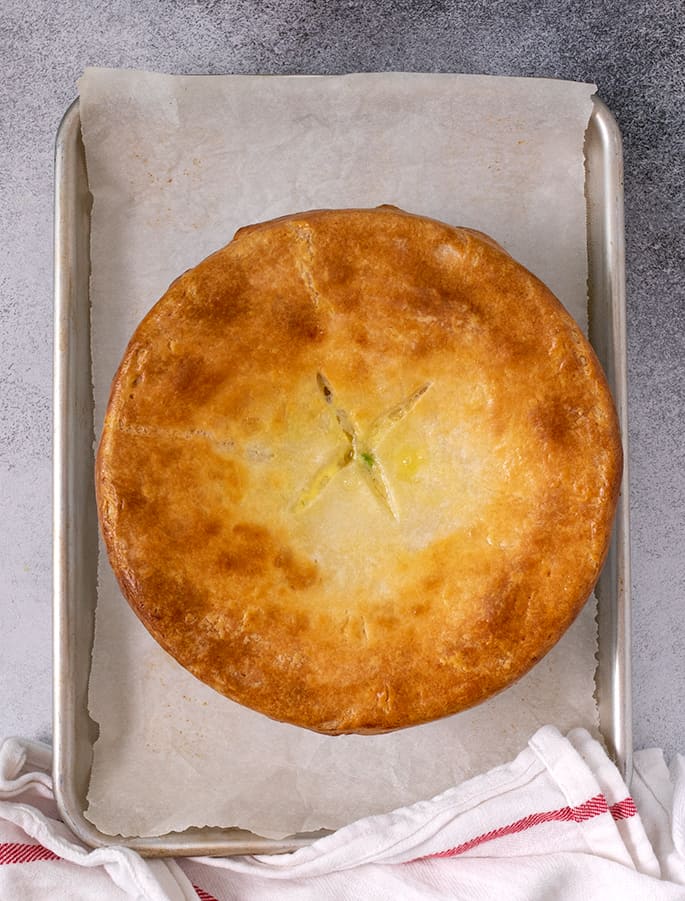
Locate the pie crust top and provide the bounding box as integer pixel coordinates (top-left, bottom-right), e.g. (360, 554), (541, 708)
(95, 206), (622, 734)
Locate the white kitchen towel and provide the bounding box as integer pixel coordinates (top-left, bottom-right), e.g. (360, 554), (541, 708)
(1, 726), (684, 900)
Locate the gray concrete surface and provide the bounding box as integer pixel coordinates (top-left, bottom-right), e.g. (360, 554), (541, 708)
(1, 1), (683, 758)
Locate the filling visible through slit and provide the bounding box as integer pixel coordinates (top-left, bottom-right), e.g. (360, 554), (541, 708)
(294, 372), (431, 520)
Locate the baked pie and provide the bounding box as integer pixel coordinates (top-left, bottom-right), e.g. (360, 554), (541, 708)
(96, 205), (622, 733)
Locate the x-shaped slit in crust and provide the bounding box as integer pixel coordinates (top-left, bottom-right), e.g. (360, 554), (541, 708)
(294, 373), (432, 520)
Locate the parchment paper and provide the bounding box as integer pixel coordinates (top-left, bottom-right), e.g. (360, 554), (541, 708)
(80, 69), (599, 839)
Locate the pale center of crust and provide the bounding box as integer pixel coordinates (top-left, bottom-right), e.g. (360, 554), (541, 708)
(294, 372), (432, 521)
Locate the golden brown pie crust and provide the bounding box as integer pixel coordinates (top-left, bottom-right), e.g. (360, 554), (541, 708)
(95, 205), (622, 734)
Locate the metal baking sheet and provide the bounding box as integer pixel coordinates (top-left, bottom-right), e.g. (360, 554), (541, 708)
(53, 93), (631, 857)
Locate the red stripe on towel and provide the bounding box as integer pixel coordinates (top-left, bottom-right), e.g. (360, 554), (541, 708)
(0, 843), (221, 901)
(610, 797), (638, 820)
(418, 794), (637, 860)
(0, 842), (61, 865)
(194, 885), (220, 901)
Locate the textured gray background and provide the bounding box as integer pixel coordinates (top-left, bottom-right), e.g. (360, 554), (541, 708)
(1, 1), (683, 758)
